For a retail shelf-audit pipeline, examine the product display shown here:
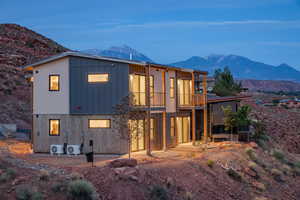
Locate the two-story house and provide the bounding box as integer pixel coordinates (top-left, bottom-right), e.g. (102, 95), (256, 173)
(24, 51), (241, 154)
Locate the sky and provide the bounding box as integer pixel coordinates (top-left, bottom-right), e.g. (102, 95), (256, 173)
(1, 0), (300, 69)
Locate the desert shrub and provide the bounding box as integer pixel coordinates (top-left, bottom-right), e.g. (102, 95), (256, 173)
(39, 169), (50, 181)
(51, 181), (68, 193)
(6, 168), (16, 178)
(248, 161), (259, 172)
(70, 172), (84, 180)
(293, 167), (300, 176)
(0, 168), (16, 183)
(227, 168), (242, 182)
(67, 180), (98, 200)
(207, 160), (214, 168)
(295, 161), (300, 169)
(245, 148), (257, 162)
(271, 169), (284, 182)
(281, 165), (292, 176)
(16, 185), (43, 200)
(272, 150), (285, 162)
(149, 185), (168, 200)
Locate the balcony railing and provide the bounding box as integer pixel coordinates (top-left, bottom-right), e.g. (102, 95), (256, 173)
(193, 94), (205, 106)
(131, 92), (165, 107)
(177, 94), (205, 107)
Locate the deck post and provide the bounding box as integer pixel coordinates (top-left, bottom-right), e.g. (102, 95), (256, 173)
(191, 72), (196, 145)
(203, 74), (208, 142)
(162, 70), (167, 151)
(146, 64), (151, 156)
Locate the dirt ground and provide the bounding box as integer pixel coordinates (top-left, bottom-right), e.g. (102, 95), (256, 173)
(1, 138), (300, 200)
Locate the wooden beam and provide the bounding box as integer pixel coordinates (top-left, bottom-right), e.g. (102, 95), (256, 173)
(162, 70), (167, 151)
(203, 75), (208, 142)
(191, 72), (196, 145)
(146, 65), (151, 156)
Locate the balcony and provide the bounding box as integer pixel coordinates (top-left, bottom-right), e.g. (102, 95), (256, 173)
(177, 94), (205, 107)
(131, 92), (165, 107)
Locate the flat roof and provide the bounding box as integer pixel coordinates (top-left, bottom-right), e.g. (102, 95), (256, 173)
(207, 95), (251, 103)
(22, 51), (208, 74)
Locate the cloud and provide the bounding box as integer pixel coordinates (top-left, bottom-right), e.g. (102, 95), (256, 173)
(259, 41), (300, 47)
(94, 20), (300, 33)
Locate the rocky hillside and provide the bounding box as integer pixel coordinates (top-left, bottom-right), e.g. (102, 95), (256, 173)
(241, 80), (300, 92)
(0, 24), (68, 128)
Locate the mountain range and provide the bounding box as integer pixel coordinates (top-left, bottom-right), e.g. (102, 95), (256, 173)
(82, 45), (153, 62)
(83, 46), (300, 83)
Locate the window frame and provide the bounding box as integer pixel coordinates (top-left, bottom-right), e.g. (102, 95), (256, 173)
(49, 119), (60, 136)
(49, 74), (60, 91)
(170, 78), (175, 98)
(170, 117), (175, 137)
(87, 73), (109, 83)
(88, 119), (111, 129)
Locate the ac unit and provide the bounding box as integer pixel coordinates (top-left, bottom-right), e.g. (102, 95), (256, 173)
(50, 144), (64, 155)
(66, 145), (81, 155)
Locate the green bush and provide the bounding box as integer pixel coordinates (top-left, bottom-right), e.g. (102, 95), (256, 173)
(149, 185), (168, 200)
(272, 150), (285, 162)
(16, 185), (43, 200)
(227, 168), (242, 182)
(207, 160), (214, 168)
(51, 181), (68, 193)
(67, 180), (98, 200)
(295, 161), (300, 169)
(0, 168), (16, 183)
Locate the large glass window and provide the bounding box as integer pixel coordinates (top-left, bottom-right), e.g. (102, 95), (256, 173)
(88, 74), (109, 83)
(129, 74), (146, 105)
(49, 75), (60, 91)
(178, 79), (192, 105)
(88, 119), (111, 128)
(129, 119), (145, 151)
(49, 119), (60, 136)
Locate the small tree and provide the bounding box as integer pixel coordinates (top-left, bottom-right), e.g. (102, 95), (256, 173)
(213, 67), (242, 96)
(222, 105), (252, 140)
(112, 94), (147, 158)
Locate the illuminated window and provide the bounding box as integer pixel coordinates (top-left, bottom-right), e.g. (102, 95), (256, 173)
(49, 119), (60, 136)
(170, 78), (175, 98)
(88, 119), (111, 128)
(150, 118), (154, 140)
(88, 74), (109, 83)
(49, 75), (60, 91)
(170, 117), (175, 137)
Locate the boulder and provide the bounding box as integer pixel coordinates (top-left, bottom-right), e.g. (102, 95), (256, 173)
(109, 158), (137, 168)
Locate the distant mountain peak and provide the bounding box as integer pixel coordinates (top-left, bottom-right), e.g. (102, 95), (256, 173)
(81, 45), (153, 62)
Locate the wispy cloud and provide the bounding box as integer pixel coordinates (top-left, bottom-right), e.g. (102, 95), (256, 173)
(94, 20), (300, 32)
(259, 41), (300, 47)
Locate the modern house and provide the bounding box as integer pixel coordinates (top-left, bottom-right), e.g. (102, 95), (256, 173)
(23, 52), (246, 154)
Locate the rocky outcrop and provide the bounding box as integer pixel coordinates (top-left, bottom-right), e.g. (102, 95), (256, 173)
(0, 23), (68, 128)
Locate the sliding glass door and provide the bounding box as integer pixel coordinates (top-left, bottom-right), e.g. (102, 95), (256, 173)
(129, 120), (145, 152)
(178, 79), (192, 106)
(176, 116), (190, 144)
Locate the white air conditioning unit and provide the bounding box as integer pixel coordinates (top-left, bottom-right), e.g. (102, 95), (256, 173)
(50, 144), (64, 155)
(67, 145), (81, 155)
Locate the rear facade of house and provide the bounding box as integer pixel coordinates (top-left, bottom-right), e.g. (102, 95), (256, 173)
(25, 52), (241, 154)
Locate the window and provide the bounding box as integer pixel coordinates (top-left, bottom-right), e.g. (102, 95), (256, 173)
(178, 79), (192, 105)
(170, 78), (175, 98)
(150, 118), (155, 140)
(49, 119), (60, 136)
(150, 76), (154, 104)
(88, 119), (111, 128)
(49, 75), (60, 91)
(170, 117), (175, 137)
(88, 74), (109, 83)
(129, 74), (146, 105)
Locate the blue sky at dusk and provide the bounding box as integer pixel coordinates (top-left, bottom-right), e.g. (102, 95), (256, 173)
(1, 0), (300, 69)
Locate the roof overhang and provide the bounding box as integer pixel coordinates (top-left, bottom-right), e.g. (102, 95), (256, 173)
(22, 51), (208, 74)
(208, 95), (251, 103)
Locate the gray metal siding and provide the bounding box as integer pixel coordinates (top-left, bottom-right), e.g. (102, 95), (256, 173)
(69, 57), (129, 114)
